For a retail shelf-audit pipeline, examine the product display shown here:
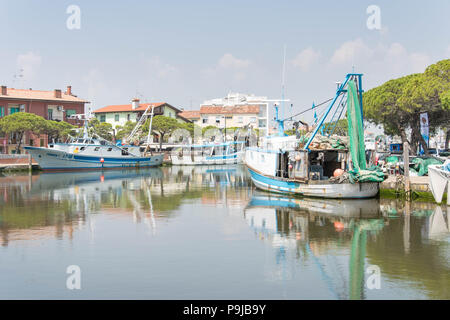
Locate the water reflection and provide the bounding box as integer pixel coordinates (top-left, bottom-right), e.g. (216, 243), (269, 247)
(0, 166), (251, 246)
(0, 166), (449, 299)
(245, 192), (449, 299)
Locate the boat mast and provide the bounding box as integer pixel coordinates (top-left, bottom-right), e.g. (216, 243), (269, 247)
(146, 105), (155, 147)
(276, 45), (287, 136)
(303, 73), (363, 151)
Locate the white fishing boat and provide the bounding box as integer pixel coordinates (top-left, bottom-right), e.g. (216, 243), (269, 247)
(428, 160), (450, 205)
(245, 73), (384, 199)
(25, 105), (164, 170)
(171, 140), (245, 165)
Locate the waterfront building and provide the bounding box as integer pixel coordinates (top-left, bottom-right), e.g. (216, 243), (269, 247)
(0, 85), (88, 154)
(93, 99), (190, 129)
(179, 93), (269, 134)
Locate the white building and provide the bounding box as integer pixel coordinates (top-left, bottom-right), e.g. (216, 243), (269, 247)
(179, 93), (270, 135)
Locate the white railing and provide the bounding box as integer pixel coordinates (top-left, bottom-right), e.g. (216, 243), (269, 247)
(0, 154), (30, 160)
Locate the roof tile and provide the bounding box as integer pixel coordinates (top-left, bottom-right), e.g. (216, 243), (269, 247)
(0, 88), (88, 103)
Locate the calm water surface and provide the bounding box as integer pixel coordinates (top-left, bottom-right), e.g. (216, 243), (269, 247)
(0, 165), (449, 299)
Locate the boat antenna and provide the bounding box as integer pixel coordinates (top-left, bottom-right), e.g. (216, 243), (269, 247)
(276, 45), (287, 136)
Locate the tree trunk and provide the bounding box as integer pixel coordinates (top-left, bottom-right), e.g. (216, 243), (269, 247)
(399, 128), (408, 146)
(16, 131), (24, 154)
(446, 128), (450, 149)
(410, 129), (418, 155)
(159, 133), (164, 152)
(412, 125), (429, 155)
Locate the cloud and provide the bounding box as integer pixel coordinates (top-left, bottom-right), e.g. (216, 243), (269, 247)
(16, 52), (42, 80)
(292, 47), (320, 71)
(329, 39), (431, 74)
(144, 56), (177, 78)
(381, 42), (430, 73)
(217, 53), (250, 69)
(202, 53), (252, 82)
(330, 38), (373, 65)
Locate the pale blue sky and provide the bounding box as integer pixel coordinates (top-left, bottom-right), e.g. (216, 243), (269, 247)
(1, 0), (449, 123)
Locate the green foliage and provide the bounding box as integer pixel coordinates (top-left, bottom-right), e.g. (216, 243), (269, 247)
(115, 121), (137, 141)
(178, 122), (198, 137)
(144, 115), (180, 148)
(88, 118), (114, 141)
(363, 58), (450, 153)
(202, 125), (218, 135)
(0, 112), (48, 152)
(44, 120), (76, 142)
(322, 119), (348, 136)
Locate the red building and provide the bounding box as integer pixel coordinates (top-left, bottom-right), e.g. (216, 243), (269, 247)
(0, 85), (89, 154)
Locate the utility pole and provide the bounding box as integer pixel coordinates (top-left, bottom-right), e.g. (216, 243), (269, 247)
(403, 141), (411, 199)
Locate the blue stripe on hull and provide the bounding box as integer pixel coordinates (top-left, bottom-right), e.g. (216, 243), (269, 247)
(247, 166), (301, 194)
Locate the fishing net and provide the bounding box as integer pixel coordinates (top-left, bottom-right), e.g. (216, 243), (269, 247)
(346, 80), (366, 171)
(385, 156), (400, 163)
(305, 134), (348, 150)
(410, 157), (443, 176)
(346, 80), (385, 183)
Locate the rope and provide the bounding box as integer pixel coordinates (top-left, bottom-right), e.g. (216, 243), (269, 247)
(282, 98), (334, 122)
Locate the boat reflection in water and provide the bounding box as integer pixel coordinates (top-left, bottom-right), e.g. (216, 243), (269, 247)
(0, 165), (251, 246)
(244, 192), (384, 299)
(0, 166), (449, 299)
(244, 192), (450, 299)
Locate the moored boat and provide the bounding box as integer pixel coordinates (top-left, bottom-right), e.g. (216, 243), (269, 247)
(171, 140), (245, 165)
(25, 105), (164, 171)
(245, 73), (384, 199)
(428, 160), (450, 205)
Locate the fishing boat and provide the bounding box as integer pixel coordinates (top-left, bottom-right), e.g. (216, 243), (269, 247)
(25, 105), (164, 170)
(428, 160), (450, 205)
(171, 140), (245, 165)
(245, 73), (384, 199)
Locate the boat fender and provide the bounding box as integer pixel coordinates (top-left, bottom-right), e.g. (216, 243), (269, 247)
(100, 158), (104, 163)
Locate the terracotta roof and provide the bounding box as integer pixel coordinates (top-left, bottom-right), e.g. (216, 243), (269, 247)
(178, 110), (201, 119)
(0, 87), (89, 103)
(93, 102), (165, 113)
(200, 105), (260, 115)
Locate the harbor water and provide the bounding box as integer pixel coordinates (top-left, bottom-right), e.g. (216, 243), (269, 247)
(0, 165), (449, 299)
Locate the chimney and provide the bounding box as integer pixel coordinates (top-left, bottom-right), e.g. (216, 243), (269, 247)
(131, 98), (140, 110)
(66, 85), (72, 95)
(54, 89), (62, 98)
(1, 86), (6, 95)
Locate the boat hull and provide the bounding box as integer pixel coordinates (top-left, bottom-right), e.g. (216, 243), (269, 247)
(428, 164), (450, 204)
(24, 146), (164, 170)
(247, 165), (379, 199)
(171, 152), (244, 165)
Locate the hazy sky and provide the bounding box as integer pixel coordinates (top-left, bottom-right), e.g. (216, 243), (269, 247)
(1, 0), (449, 123)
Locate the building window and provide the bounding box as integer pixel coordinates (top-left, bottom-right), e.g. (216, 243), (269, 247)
(238, 116), (243, 124)
(9, 107), (20, 115)
(216, 116), (221, 124)
(115, 114), (120, 122)
(0, 106), (4, 117)
(250, 117), (257, 123)
(100, 115), (106, 122)
(202, 117), (208, 124)
(40, 139), (44, 147)
(169, 112), (172, 118)
(48, 108), (53, 120)
(66, 109), (76, 117)
(127, 114), (131, 121)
